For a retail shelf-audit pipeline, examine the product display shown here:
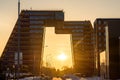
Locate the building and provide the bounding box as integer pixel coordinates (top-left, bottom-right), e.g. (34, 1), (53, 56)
(0, 10), (94, 76)
(64, 21), (94, 76)
(94, 18), (120, 79)
(56, 21), (94, 76)
(0, 10), (64, 75)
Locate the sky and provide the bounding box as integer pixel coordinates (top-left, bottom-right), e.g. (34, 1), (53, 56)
(43, 27), (72, 69)
(0, 0), (120, 56)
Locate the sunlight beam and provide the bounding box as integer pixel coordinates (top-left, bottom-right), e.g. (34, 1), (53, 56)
(57, 53), (67, 61)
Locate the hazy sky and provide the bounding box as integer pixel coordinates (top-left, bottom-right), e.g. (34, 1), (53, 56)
(43, 27), (72, 69)
(0, 0), (120, 56)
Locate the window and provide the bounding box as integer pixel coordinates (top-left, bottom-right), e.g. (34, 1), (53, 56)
(30, 26), (43, 28)
(72, 33), (83, 36)
(98, 32), (102, 36)
(98, 27), (101, 30)
(30, 16), (54, 20)
(55, 12), (64, 20)
(65, 26), (84, 28)
(66, 22), (85, 25)
(30, 30), (43, 33)
(30, 21), (44, 24)
(72, 29), (83, 33)
(29, 12), (53, 15)
(98, 20), (101, 25)
(104, 21), (107, 25)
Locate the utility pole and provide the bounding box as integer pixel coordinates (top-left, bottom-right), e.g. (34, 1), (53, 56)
(17, 0), (20, 79)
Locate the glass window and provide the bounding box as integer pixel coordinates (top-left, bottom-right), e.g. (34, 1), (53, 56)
(30, 21), (44, 24)
(29, 12), (53, 15)
(98, 20), (101, 25)
(55, 12), (64, 20)
(72, 33), (83, 36)
(72, 29), (83, 33)
(66, 22), (85, 25)
(30, 16), (54, 20)
(30, 30), (43, 33)
(98, 32), (102, 36)
(30, 25), (43, 28)
(104, 21), (107, 25)
(65, 26), (84, 28)
(75, 26), (83, 28)
(98, 27), (101, 30)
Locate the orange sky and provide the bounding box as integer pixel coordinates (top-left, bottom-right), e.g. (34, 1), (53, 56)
(42, 27), (73, 70)
(0, 0), (120, 56)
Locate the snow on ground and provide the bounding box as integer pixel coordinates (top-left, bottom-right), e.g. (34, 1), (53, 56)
(63, 74), (100, 80)
(80, 77), (100, 80)
(18, 76), (120, 80)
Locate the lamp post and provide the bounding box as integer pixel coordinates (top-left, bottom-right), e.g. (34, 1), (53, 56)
(118, 36), (120, 71)
(105, 26), (109, 79)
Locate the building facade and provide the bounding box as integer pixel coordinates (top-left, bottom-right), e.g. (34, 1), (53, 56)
(1, 10), (64, 75)
(64, 21), (94, 76)
(0, 10), (94, 76)
(56, 21), (94, 76)
(94, 18), (120, 79)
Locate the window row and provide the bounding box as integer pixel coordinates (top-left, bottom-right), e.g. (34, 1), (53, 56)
(30, 16), (54, 20)
(72, 29), (83, 33)
(29, 30), (43, 33)
(30, 25), (43, 28)
(65, 26), (84, 28)
(72, 33), (83, 36)
(30, 20), (44, 24)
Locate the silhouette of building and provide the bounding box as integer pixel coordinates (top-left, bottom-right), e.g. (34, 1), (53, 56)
(64, 21), (94, 76)
(94, 18), (120, 79)
(0, 10), (94, 76)
(0, 10), (64, 75)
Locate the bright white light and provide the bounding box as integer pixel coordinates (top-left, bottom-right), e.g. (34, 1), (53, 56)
(57, 53), (67, 61)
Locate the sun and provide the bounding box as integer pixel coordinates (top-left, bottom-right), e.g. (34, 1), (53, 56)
(57, 53), (67, 61)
